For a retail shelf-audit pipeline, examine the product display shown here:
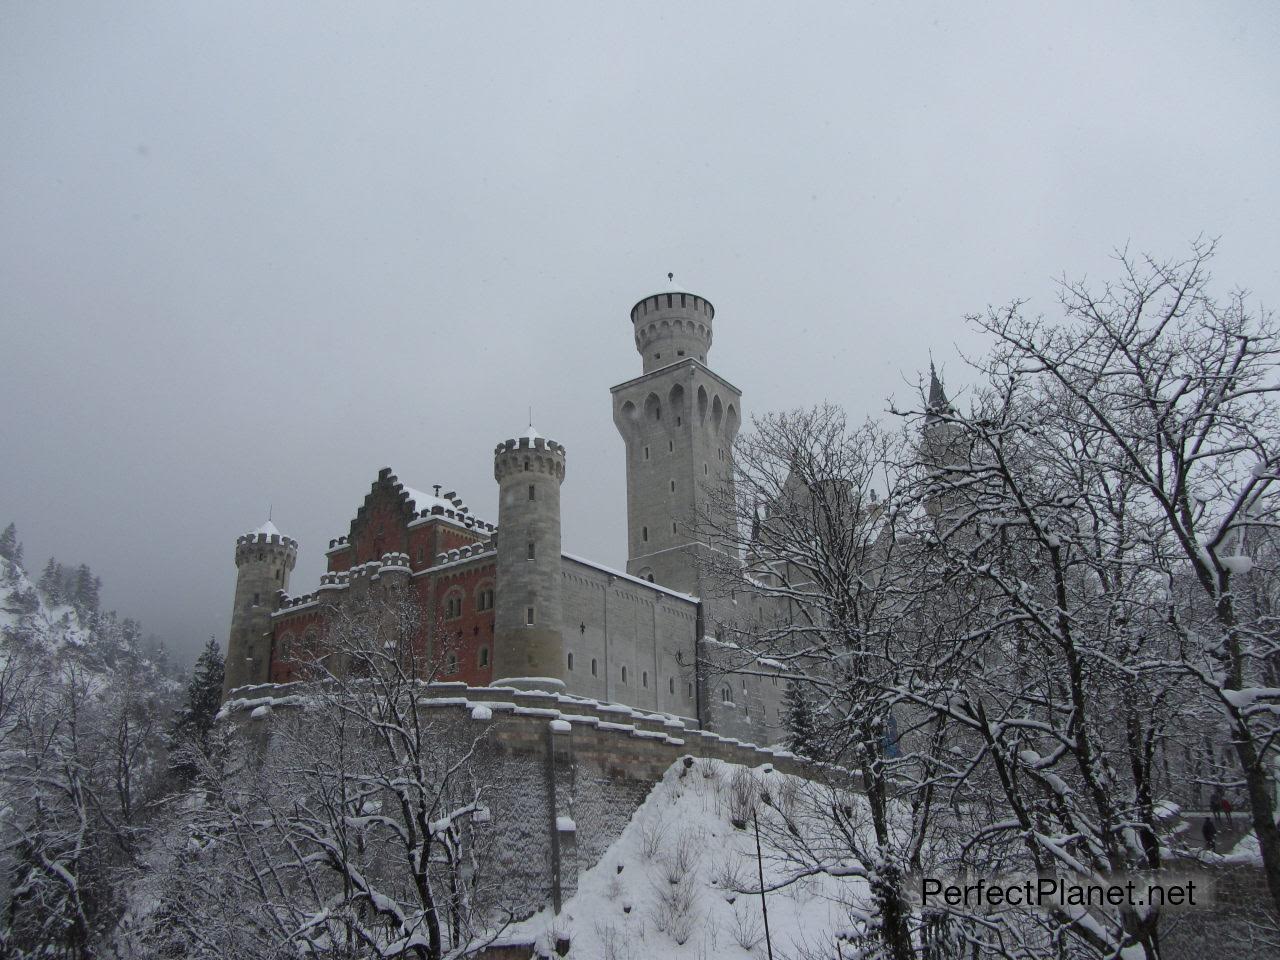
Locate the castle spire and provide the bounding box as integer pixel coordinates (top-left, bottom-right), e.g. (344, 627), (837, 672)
(926, 360), (951, 422)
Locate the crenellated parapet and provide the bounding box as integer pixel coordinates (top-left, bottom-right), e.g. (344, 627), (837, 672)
(493, 434), (567, 483)
(235, 530), (299, 568)
(630, 290), (715, 374)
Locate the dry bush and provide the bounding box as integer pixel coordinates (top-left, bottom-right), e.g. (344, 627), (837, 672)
(650, 875), (699, 946)
(710, 853), (750, 894)
(638, 815), (663, 861)
(731, 901), (764, 952)
(726, 767), (758, 829)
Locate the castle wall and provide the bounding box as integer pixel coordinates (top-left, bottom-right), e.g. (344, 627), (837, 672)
(224, 681), (844, 920)
(559, 556), (699, 721)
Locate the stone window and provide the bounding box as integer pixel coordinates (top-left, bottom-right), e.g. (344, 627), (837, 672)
(668, 676), (675, 694)
(528, 484), (536, 501)
(252, 592), (260, 605)
(671, 522), (677, 534)
(591, 657), (598, 677)
(687, 682), (693, 699)
(720, 685), (732, 703)
(644, 446), (650, 460)
(524, 459), (530, 471)
(642, 670), (648, 688)
(621, 666), (628, 684)
(668, 440), (673, 453)
(444, 592), (463, 620)
(677, 416), (682, 426)
(479, 646), (489, 667)
(526, 606), (535, 625)
(677, 350), (684, 356)
(704, 463), (709, 475)
(655, 353), (661, 360)
(645, 574), (655, 583)
(526, 541), (535, 560)
(669, 480), (675, 492)
(567, 652), (575, 671)
(642, 526), (648, 542)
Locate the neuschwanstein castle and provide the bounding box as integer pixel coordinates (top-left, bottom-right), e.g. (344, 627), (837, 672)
(222, 287), (788, 744)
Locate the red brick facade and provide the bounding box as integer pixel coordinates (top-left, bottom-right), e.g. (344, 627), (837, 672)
(270, 469), (497, 687)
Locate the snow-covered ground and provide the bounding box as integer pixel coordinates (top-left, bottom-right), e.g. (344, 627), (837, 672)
(508, 757), (869, 960)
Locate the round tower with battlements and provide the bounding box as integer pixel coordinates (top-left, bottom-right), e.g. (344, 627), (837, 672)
(630, 290), (715, 374)
(223, 519), (297, 699)
(492, 427), (566, 691)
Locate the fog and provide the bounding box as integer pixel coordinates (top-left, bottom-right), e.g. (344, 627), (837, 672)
(2, 2), (1277, 663)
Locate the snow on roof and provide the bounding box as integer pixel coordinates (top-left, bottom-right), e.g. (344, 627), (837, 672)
(404, 486), (465, 516)
(561, 553), (699, 603)
(249, 519), (281, 537)
(523, 424), (542, 442)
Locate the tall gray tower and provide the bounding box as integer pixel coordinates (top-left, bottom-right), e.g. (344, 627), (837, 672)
(492, 428), (567, 691)
(223, 519), (297, 699)
(611, 289), (742, 603)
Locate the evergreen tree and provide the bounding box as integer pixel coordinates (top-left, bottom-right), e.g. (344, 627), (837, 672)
(38, 557), (62, 603)
(74, 564), (100, 615)
(783, 680), (823, 759)
(0, 522), (21, 564)
(171, 638), (225, 774)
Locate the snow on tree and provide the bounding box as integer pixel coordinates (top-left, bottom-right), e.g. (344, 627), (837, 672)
(139, 582), (515, 959)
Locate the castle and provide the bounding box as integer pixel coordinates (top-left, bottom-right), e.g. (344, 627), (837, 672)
(222, 287), (786, 744)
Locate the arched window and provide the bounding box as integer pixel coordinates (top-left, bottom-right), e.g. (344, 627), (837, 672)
(668, 676), (675, 695)
(476, 587), (495, 611)
(567, 652), (575, 671)
(444, 591), (464, 620)
(687, 682), (693, 699)
(621, 666), (628, 684)
(528, 484), (536, 501)
(642, 670), (648, 688)
(591, 657), (598, 677)
(721, 686), (732, 703)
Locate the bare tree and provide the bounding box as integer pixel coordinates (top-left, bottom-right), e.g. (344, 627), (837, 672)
(697, 405), (947, 960)
(938, 241), (1280, 919)
(147, 577), (514, 959)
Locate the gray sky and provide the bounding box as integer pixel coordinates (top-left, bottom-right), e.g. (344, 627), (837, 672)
(3, 2), (1277, 664)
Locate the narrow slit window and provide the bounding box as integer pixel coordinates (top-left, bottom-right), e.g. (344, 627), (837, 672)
(527, 542), (535, 560)
(528, 484), (536, 501)
(591, 657), (598, 677)
(567, 652), (574, 671)
(526, 606), (535, 626)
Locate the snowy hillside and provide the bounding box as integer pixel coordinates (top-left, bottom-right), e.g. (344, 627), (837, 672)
(509, 758), (870, 960)
(0, 545), (176, 687)
(0, 553), (93, 657)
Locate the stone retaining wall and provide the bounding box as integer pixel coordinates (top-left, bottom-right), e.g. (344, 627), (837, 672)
(222, 680), (853, 918)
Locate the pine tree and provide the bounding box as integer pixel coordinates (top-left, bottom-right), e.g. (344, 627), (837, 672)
(0, 522), (20, 564)
(74, 564), (100, 615)
(783, 680), (823, 759)
(170, 637), (225, 774)
(38, 557), (62, 603)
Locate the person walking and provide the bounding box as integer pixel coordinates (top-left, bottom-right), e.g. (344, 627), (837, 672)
(1203, 817), (1218, 852)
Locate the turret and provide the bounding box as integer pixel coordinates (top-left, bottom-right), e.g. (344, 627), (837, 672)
(630, 290), (715, 374)
(223, 519), (297, 699)
(491, 428), (567, 691)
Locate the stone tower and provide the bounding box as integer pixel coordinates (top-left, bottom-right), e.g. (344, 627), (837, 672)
(492, 428), (567, 691)
(611, 289), (742, 605)
(223, 519), (297, 699)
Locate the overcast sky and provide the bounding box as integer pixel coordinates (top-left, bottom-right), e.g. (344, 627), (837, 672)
(2, 2), (1277, 663)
